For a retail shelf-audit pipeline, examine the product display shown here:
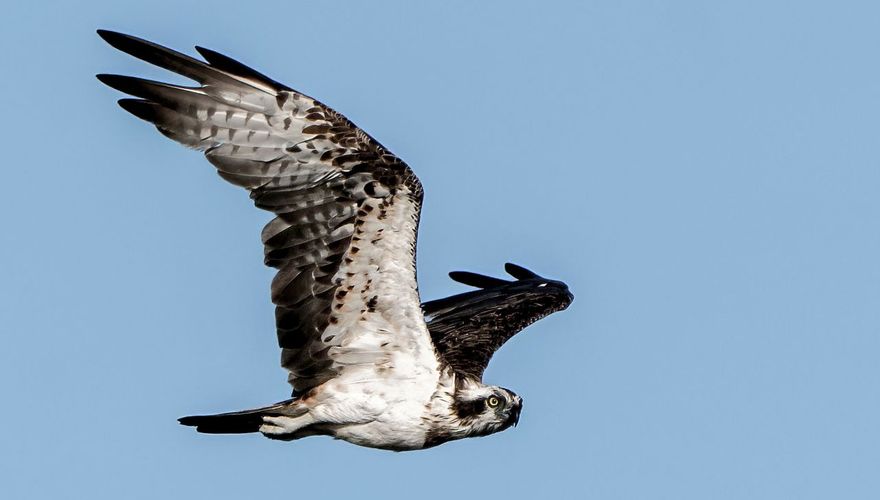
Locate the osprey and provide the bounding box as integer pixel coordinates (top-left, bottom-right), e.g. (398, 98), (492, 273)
(97, 31), (573, 451)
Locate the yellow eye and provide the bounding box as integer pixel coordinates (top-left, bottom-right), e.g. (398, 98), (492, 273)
(487, 396), (501, 408)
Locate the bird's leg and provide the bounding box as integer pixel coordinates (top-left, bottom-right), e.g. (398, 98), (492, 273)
(259, 412), (317, 436)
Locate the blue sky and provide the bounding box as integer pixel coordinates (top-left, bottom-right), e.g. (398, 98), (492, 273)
(2, 1), (879, 498)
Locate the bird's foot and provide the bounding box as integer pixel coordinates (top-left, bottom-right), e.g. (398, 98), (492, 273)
(260, 414), (313, 436)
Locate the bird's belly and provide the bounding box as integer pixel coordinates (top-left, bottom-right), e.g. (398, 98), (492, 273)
(315, 376), (438, 451)
(331, 412), (429, 451)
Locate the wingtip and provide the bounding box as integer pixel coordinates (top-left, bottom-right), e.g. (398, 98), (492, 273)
(96, 29), (130, 47)
(449, 270), (510, 289)
(193, 45), (216, 59)
(96, 29), (159, 62)
(193, 44), (291, 91)
(117, 98), (156, 122)
(97, 74), (146, 96)
(504, 262), (541, 280)
(178, 415), (197, 426)
(95, 73), (118, 87)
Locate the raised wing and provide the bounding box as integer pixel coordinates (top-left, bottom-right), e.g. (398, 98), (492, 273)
(423, 263), (573, 380)
(97, 31), (434, 394)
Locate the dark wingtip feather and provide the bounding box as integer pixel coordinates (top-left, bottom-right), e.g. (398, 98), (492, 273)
(177, 415), (199, 426)
(96, 29), (120, 43)
(96, 29), (218, 85)
(195, 46), (291, 91)
(505, 262), (541, 280)
(98, 74), (172, 101)
(96, 73), (134, 94)
(96, 29), (148, 55)
(449, 271), (510, 289)
(117, 98), (157, 122)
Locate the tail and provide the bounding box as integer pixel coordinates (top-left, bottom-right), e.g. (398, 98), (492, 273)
(178, 399), (294, 434)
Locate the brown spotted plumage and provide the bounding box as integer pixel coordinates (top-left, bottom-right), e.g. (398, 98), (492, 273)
(97, 30), (424, 395)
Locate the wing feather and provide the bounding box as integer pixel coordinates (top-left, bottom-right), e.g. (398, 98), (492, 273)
(423, 264), (573, 380)
(99, 31), (434, 394)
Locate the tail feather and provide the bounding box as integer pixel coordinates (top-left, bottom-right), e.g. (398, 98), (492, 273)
(178, 399), (294, 434)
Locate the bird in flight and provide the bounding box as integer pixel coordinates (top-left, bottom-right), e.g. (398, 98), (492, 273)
(97, 30), (573, 451)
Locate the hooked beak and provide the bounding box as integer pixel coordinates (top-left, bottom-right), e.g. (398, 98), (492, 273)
(511, 399), (523, 427)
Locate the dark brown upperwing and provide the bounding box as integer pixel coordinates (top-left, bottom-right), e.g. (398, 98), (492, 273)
(423, 263), (573, 380)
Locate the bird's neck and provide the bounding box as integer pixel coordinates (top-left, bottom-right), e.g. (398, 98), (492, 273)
(421, 370), (489, 448)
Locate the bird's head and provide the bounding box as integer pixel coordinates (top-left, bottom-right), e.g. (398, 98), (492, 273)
(452, 383), (523, 438)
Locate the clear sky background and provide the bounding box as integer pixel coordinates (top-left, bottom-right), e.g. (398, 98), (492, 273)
(2, 1), (878, 498)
